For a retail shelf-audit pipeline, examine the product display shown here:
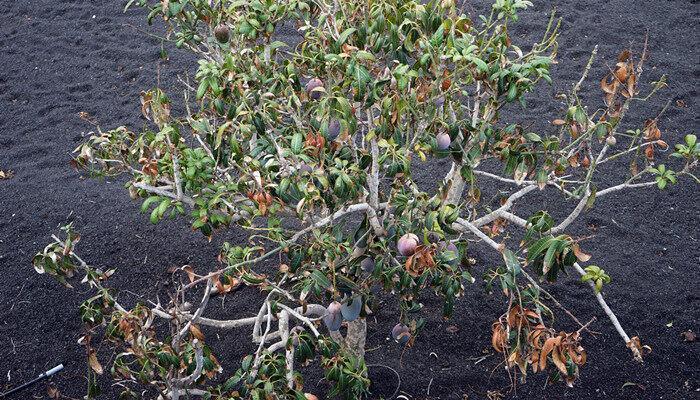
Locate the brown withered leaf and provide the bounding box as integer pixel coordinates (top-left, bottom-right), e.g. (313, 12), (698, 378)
(215, 276), (240, 295)
(142, 159), (159, 177)
(507, 305), (522, 328)
(614, 62), (629, 82)
(182, 265), (197, 283)
(523, 309), (540, 321)
(618, 49), (631, 62)
(491, 322), (507, 353)
(341, 43), (357, 55)
(643, 119), (661, 140)
(570, 124), (580, 139)
(552, 119), (566, 126)
(140, 91), (153, 121)
(189, 324), (205, 340)
(572, 243), (592, 262)
(644, 145), (655, 160)
(551, 347), (568, 375)
(609, 101), (623, 117)
(627, 336), (652, 360)
(489, 218), (506, 237)
(441, 78), (452, 91)
(568, 153), (580, 168)
(625, 72), (637, 98)
(88, 350), (104, 375)
(405, 246), (436, 277)
(601, 76), (617, 94)
(47, 386), (60, 399)
(630, 159), (639, 176)
(539, 335), (562, 371)
(581, 155), (591, 168)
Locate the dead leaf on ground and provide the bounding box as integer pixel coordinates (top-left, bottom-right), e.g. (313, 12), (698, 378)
(681, 330), (696, 342)
(47, 385), (60, 399)
(487, 390), (504, 400)
(0, 169), (14, 180)
(622, 381), (646, 390)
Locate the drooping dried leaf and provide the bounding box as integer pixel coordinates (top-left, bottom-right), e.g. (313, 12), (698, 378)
(189, 324), (205, 341)
(581, 155), (590, 168)
(625, 72), (637, 98)
(643, 119), (662, 140)
(551, 346), (568, 375)
(644, 144), (655, 160)
(88, 350), (104, 375)
(570, 123), (579, 139)
(507, 305), (522, 328)
(601, 75), (618, 95)
(618, 49), (631, 62)
(539, 336), (562, 371)
(140, 91), (153, 121)
(491, 322), (507, 353)
(182, 265), (196, 283)
(630, 159), (639, 176)
(568, 153), (580, 168)
(609, 101), (622, 117)
(614, 62), (629, 82)
(572, 243), (592, 262)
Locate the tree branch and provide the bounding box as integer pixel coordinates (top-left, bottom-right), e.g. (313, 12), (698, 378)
(452, 218), (639, 359)
(471, 185), (537, 227)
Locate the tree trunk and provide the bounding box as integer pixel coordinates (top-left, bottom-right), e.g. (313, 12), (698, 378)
(330, 318), (367, 363)
(444, 162), (465, 205)
(345, 318), (367, 361)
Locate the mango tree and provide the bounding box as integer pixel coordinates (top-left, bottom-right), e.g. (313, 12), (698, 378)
(35, 0), (698, 398)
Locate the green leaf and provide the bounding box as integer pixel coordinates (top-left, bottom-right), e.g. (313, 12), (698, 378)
(291, 132), (303, 154)
(310, 270), (331, 290)
(150, 207), (161, 224)
(585, 187), (597, 210)
(354, 65), (371, 86)
(337, 28), (357, 46)
(502, 249), (521, 276)
(355, 50), (376, 61)
(471, 56), (488, 73)
(196, 79), (208, 100)
(140, 196), (160, 213)
(524, 132), (541, 142)
(542, 239), (560, 275)
(526, 237), (552, 262)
